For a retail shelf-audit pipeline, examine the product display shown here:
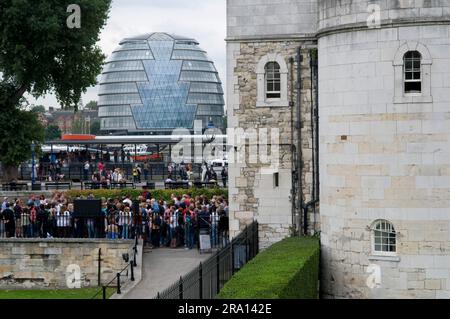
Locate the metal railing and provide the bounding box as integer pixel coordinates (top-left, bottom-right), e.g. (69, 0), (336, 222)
(155, 221), (259, 299)
(0, 213), (139, 240)
(91, 235), (139, 299)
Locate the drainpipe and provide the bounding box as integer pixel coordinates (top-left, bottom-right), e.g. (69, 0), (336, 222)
(289, 57), (296, 230)
(301, 49), (320, 236)
(296, 47), (303, 236)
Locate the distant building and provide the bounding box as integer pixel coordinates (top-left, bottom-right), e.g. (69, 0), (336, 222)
(98, 32), (225, 134)
(46, 107), (99, 135)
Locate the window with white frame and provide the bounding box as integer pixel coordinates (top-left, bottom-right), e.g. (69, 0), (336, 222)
(393, 41), (432, 104)
(404, 51), (422, 94)
(371, 220), (397, 255)
(256, 53), (289, 107)
(265, 62), (281, 99)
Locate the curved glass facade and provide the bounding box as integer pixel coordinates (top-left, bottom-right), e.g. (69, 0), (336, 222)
(98, 32), (225, 133)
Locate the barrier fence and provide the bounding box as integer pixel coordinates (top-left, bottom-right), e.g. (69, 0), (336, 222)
(156, 221), (259, 299)
(91, 235), (139, 299)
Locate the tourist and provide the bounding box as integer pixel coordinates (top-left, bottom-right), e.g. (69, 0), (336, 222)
(21, 208), (31, 238)
(2, 203), (15, 238)
(221, 166), (228, 187)
(143, 161), (149, 181)
(14, 200), (23, 238)
(83, 161), (90, 181)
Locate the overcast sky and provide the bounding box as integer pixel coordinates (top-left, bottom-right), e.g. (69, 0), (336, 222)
(31, 0), (226, 109)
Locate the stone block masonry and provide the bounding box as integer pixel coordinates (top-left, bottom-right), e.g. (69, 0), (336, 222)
(0, 239), (134, 289)
(227, 38), (318, 250)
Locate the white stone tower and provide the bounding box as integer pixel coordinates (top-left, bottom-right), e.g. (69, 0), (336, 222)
(318, 0), (450, 298)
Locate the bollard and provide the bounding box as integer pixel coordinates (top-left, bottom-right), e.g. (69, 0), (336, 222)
(199, 262), (203, 299)
(102, 286), (106, 300)
(117, 273), (121, 294)
(130, 261), (135, 281)
(179, 276), (183, 299)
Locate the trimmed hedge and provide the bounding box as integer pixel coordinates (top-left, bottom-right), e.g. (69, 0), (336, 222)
(216, 237), (320, 299)
(64, 188), (228, 202)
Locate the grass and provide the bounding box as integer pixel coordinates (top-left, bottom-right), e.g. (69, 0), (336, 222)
(216, 236), (320, 299)
(0, 287), (116, 299)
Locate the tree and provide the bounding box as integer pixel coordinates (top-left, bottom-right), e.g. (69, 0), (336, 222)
(90, 121), (101, 135)
(85, 100), (98, 110)
(0, 107), (45, 181)
(0, 0), (111, 179)
(0, 0), (111, 110)
(45, 125), (62, 141)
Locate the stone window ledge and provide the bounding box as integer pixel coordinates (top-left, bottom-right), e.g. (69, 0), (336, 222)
(394, 95), (433, 104)
(368, 255), (401, 262)
(256, 99), (289, 108)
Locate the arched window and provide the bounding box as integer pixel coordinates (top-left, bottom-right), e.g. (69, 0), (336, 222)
(265, 62), (281, 99)
(256, 53), (289, 107)
(371, 220), (397, 255)
(393, 42), (432, 104)
(404, 51), (422, 93)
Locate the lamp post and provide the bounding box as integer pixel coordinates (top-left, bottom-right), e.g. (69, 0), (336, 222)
(31, 141), (36, 186)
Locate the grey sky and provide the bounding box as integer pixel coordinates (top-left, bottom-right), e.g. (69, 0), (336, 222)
(31, 0), (226, 109)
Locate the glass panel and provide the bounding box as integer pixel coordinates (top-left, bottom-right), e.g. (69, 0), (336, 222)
(101, 71), (148, 83)
(189, 82), (223, 94)
(114, 41), (149, 51)
(180, 71), (219, 82)
(109, 50), (153, 62)
(103, 60), (144, 72)
(99, 83), (138, 95)
(98, 105), (133, 117)
(98, 93), (142, 106)
(172, 50), (211, 61)
(101, 117), (136, 129)
(187, 93), (224, 105)
(182, 61), (216, 72)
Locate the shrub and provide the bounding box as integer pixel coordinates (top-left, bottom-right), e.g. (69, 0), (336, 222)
(216, 237), (320, 299)
(64, 188), (228, 202)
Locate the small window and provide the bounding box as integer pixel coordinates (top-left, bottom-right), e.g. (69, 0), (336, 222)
(265, 62), (281, 99)
(273, 172), (279, 188)
(404, 51), (421, 93)
(371, 220), (396, 255)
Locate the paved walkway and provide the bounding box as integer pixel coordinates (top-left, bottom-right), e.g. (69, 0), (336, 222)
(122, 247), (211, 299)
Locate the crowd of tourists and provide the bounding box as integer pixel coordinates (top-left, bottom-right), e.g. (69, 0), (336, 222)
(0, 191), (229, 250)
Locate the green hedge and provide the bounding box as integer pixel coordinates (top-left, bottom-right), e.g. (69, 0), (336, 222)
(64, 188), (228, 202)
(216, 237), (320, 299)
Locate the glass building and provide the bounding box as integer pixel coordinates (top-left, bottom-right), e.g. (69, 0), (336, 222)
(98, 32), (225, 134)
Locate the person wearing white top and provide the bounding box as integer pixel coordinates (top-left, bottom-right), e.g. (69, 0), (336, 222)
(122, 208), (132, 239)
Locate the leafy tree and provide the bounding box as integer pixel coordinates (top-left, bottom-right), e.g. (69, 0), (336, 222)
(0, 107), (45, 181)
(90, 121), (101, 135)
(0, 0), (111, 179)
(45, 125), (62, 141)
(0, 0), (111, 110)
(85, 100), (98, 110)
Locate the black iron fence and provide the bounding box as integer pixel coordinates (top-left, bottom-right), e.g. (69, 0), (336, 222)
(13, 162), (207, 183)
(0, 211), (230, 253)
(91, 235), (139, 299)
(0, 213), (140, 240)
(156, 221), (259, 299)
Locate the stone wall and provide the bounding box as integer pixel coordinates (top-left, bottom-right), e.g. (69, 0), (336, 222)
(0, 239), (134, 289)
(318, 23), (450, 298)
(227, 0), (317, 40)
(227, 39), (318, 249)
